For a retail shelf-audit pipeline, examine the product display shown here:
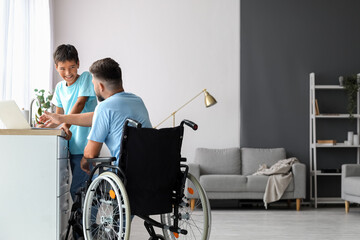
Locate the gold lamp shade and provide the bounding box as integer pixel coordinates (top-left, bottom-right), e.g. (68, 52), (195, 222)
(204, 90), (217, 108)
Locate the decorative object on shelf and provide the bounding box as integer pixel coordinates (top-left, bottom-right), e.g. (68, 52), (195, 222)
(353, 134), (359, 146)
(315, 99), (320, 115)
(347, 131), (354, 145)
(343, 75), (359, 119)
(154, 89), (217, 128)
(339, 76), (344, 86)
(34, 89), (53, 124)
(317, 140), (336, 146)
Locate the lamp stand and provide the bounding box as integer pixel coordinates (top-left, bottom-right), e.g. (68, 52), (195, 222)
(155, 89), (208, 128)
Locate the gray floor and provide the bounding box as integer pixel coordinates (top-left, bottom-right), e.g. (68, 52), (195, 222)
(130, 206), (360, 240)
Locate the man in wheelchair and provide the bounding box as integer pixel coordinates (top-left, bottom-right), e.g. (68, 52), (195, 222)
(41, 58), (211, 240)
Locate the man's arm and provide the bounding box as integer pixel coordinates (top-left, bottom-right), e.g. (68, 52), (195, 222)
(40, 112), (94, 127)
(81, 140), (103, 174)
(64, 96), (88, 129)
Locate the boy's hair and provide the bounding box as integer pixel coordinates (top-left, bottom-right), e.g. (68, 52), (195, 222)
(53, 44), (79, 65)
(89, 58), (123, 89)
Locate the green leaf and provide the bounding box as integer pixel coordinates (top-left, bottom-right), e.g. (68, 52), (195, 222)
(37, 107), (42, 116)
(34, 89), (38, 92)
(344, 75), (359, 120)
(44, 102), (50, 109)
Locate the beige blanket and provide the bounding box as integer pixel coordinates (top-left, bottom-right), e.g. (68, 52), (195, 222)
(253, 157), (299, 209)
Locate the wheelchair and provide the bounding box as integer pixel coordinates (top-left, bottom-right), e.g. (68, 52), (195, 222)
(66, 119), (211, 240)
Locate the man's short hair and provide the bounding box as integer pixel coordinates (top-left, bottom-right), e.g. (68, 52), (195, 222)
(89, 58), (123, 89)
(53, 44), (79, 65)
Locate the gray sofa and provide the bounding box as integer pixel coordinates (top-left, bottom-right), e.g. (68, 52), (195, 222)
(188, 147), (306, 210)
(341, 164), (360, 213)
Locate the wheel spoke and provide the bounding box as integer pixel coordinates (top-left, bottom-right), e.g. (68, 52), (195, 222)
(83, 173), (130, 240)
(161, 173), (210, 240)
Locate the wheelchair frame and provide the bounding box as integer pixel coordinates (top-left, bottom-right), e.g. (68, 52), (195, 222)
(66, 119), (211, 240)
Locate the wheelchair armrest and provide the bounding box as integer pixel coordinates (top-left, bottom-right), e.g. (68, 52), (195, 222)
(86, 157), (116, 164)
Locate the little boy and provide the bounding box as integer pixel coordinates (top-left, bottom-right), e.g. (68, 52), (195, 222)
(52, 44), (97, 200)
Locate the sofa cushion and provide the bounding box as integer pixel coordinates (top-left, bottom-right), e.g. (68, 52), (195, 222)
(246, 175), (294, 192)
(241, 148), (286, 176)
(194, 148), (241, 175)
(343, 177), (360, 196)
(200, 175), (247, 192)
(246, 175), (269, 192)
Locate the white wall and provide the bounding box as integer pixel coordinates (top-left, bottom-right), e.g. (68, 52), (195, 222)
(53, 0), (240, 161)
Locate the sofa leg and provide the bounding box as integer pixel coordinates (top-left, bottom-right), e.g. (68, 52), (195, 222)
(287, 199), (292, 208)
(345, 201), (349, 213)
(296, 198), (301, 211)
(190, 199), (195, 211)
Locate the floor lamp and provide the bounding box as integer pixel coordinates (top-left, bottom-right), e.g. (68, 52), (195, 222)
(154, 89), (217, 128)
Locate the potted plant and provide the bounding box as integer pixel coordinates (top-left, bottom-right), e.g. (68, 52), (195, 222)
(34, 89), (53, 124)
(343, 75), (359, 119)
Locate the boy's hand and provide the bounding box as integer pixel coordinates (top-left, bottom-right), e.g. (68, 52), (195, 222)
(61, 124), (72, 140)
(40, 111), (63, 127)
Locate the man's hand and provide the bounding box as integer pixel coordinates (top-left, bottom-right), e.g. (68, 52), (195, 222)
(82, 140), (103, 175)
(61, 124), (72, 140)
(80, 157), (91, 175)
(39, 111), (63, 127)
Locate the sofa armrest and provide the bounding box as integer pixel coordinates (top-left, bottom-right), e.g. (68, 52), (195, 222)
(292, 163), (306, 199)
(342, 164), (360, 178)
(342, 164), (360, 200)
(187, 163), (201, 180)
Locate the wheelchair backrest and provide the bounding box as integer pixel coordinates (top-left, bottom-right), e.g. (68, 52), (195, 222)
(119, 125), (184, 216)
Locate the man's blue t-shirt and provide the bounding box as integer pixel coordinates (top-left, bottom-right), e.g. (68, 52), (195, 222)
(87, 92), (152, 164)
(52, 71), (97, 154)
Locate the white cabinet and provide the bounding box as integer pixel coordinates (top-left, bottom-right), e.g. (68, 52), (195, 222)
(309, 73), (360, 208)
(0, 131), (70, 240)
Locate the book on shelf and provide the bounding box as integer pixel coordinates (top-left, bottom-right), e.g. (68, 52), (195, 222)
(315, 99), (320, 115)
(317, 140), (336, 146)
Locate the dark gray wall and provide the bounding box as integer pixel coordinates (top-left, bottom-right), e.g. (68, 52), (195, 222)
(241, 0), (360, 197)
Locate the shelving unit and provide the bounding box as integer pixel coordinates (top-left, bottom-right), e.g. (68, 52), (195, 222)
(309, 72), (360, 208)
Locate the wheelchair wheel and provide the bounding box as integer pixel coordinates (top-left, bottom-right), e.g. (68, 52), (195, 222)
(161, 173), (211, 240)
(83, 172), (131, 240)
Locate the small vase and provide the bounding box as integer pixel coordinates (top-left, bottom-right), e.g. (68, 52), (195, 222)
(339, 76), (344, 86)
(354, 134), (359, 146)
(348, 131), (354, 145)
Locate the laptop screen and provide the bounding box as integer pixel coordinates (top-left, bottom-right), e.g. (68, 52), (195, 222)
(0, 100), (31, 129)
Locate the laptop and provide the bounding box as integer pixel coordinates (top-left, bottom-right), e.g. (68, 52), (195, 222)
(0, 100), (32, 129)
